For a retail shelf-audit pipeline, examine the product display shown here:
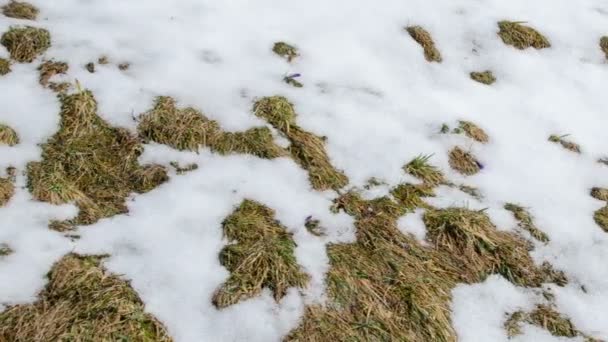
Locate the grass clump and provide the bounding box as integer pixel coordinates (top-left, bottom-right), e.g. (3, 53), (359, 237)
(38, 60), (68, 88)
(253, 96), (349, 190)
(549, 134), (581, 153)
(0, 243), (12, 256)
(138, 96), (285, 159)
(0, 175), (15, 207)
(600, 36), (608, 59)
(272, 41), (298, 62)
(470, 70), (496, 85)
(504, 203), (549, 243)
(458, 120), (489, 143)
(497, 21), (550, 50)
(169, 161), (198, 175)
(0, 254), (172, 341)
(449, 147), (480, 176)
(0, 124), (19, 146)
(27, 89), (168, 227)
(406, 26), (442, 62)
(1, 26), (50, 63)
(212, 200), (309, 308)
(404, 154), (445, 187)
(2, 1), (38, 20)
(505, 305), (584, 339)
(591, 187), (608, 201)
(0, 58), (10, 75)
(594, 206), (608, 232)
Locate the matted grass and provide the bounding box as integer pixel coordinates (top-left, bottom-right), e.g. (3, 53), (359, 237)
(0, 58), (10, 75)
(138, 96), (286, 159)
(591, 187), (608, 202)
(0, 177), (14, 207)
(549, 134), (581, 153)
(254, 96), (349, 191)
(504, 203), (549, 243)
(212, 200), (309, 308)
(404, 154), (446, 187)
(38, 60), (68, 88)
(594, 206), (608, 232)
(600, 36), (608, 59)
(27, 89), (168, 228)
(1, 1), (38, 20)
(272, 42), (298, 62)
(0, 124), (19, 146)
(449, 147), (480, 176)
(406, 26), (442, 62)
(503, 304), (598, 339)
(1, 26), (50, 63)
(497, 21), (550, 50)
(0, 254), (172, 341)
(458, 121), (489, 143)
(470, 70), (496, 85)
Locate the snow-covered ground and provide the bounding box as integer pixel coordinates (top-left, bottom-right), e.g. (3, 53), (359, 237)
(1, 0), (608, 341)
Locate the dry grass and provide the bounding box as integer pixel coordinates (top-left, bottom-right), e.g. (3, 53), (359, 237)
(470, 70), (496, 85)
(504, 203), (549, 243)
(138, 96), (286, 159)
(600, 36), (608, 59)
(0, 124), (19, 146)
(497, 21), (550, 50)
(505, 305), (582, 338)
(2, 1), (38, 20)
(0, 243), (12, 256)
(549, 134), (581, 153)
(404, 154), (446, 187)
(449, 147), (480, 176)
(594, 206), (608, 232)
(0, 254), (172, 341)
(38, 60), (68, 87)
(0, 175), (15, 207)
(27, 89), (168, 227)
(591, 187), (608, 201)
(254, 96), (349, 190)
(169, 161), (198, 175)
(48, 81), (70, 93)
(0, 58), (10, 75)
(212, 200), (309, 308)
(272, 42), (298, 62)
(458, 121), (489, 143)
(118, 62), (130, 70)
(1, 26), (50, 63)
(459, 184), (482, 199)
(406, 26), (442, 62)
(98, 55), (109, 64)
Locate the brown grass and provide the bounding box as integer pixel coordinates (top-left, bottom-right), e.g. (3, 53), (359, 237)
(0, 124), (19, 146)
(2, 1), (38, 20)
(27, 89), (168, 227)
(497, 21), (550, 50)
(404, 155), (446, 187)
(470, 70), (496, 85)
(118, 62), (130, 70)
(38, 60), (68, 87)
(549, 134), (581, 153)
(505, 305), (584, 339)
(449, 147), (480, 176)
(591, 187), (608, 202)
(212, 200), (309, 308)
(459, 184), (482, 199)
(85, 61), (95, 73)
(594, 206), (608, 232)
(253, 96), (349, 191)
(0, 254), (172, 341)
(138, 96), (286, 159)
(406, 26), (442, 62)
(0, 58), (10, 75)
(1, 26), (50, 63)
(272, 42), (298, 62)
(458, 121), (489, 143)
(0, 173), (15, 207)
(600, 36), (608, 59)
(504, 203), (549, 243)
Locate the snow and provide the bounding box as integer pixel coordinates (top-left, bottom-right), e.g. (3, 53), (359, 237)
(2, 0), (608, 341)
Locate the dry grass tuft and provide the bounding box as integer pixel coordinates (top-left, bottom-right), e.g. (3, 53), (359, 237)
(38, 60), (68, 87)
(406, 26), (442, 62)
(458, 121), (489, 143)
(505, 305), (581, 338)
(212, 200), (309, 308)
(138, 96), (286, 159)
(118, 62), (130, 70)
(0, 243), (12, 256)
(600, 36), (608, 59)
(504, 203), (549, 243)
(98, 55), (109, 65)
(254, 96), (349, 190)
(404, 154), (446, 187)
(27, 89), (168, 227)
(0, 175), (15, 207)
(470, 70), (496, 85)
(594, 206), (608, 232)
(497, 21), (550, 50)
(2, 1), (38, 20)
(448, 147), (480, 176)
(169, 161), (198, 175)
(272, 42), (298, 62)
(0, 254), (172, 341)
(0, 58), (11, 75)
(548, 134), (581, 153)
(0, 124), (19, 146)
(1, 26), (50, 63)
(590, 187), (608, 202)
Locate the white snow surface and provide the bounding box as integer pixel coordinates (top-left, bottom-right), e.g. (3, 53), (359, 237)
(2, 0), (608, 341)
